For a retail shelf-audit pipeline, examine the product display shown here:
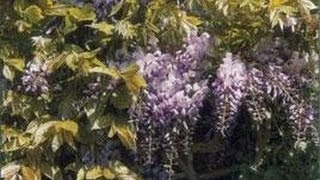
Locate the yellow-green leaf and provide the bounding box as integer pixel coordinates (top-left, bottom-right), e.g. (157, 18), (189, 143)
(15, 20), (32, 32)
(52, 134), (64, 152)
(68, 5), (96, 22)
(32, 121), (57, 147)
(23, 5), (44, 23)
(3, 65), (15, 81)
(6, 58), (25, 72)
(88, 66), (120, 79)
(103, 168), (115, 179)
(87, 22), (114, 36)
(108, 121), (117, 138)
(45, 4), (70, 16)
(113, 122), (136, 151)
(55, 120), (78, 136)
(120, 64), (147, 95)
(85, 167), (103, 179)
(269, 0), (288, 8)
(115, 20), (138, 39)
(1, 126), (31, 152)
(298, 0), (317, 10)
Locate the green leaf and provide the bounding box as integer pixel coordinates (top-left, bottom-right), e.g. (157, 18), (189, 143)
(0, 163), (21, 179)
(66, 50), (107, 74)
(51, 133), (63, 152)
(112, 121), (136, 151)
(15, 20), (32, 32)
(120, 64), (147, 95)
(55, 120), (79, 136)
(88, 66), (120, 79)
(115, 20), (138, 39)
(298, 0), (317, 10)
(64, 15), (78, 34)
(103, 168), (115, 179)
(85, 167), (104, 179)
(77, 168), (85, 180)
(1, 126), (31, 152)
(31, 120), (78, 148)
(108, 121), (117, 138)
(109, 161), (140, 179)
(87, 22), (114, 36)
(68, 5), (96, 22)
(110, 86), (133, 109)
(58, 95), (77, 118)
(45, 4), (70, 16)
(22, 5), (44, 23)
(6, 58), (25, 72)
(109, 0), (124, 16)
(3, 65), (15, 81)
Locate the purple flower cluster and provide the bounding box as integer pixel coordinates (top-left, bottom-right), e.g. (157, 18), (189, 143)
(213, 53), (318, 147)
(131, 32), (210, 169)
(21, 60), (50, 94)
(263, 65), (318, 146)
(212, 53), (247, 136)
(246, 68), (269, 125)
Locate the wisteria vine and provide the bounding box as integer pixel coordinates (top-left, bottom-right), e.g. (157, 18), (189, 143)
(213, 52), (319, 147)
(130, 32), (210, 174)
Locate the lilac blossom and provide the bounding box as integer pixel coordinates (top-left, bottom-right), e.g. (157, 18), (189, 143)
(212, 53), (247, 136)
(21, 60), (50, 94)
(246, 68), (270, 125)
(212, 52), (318, 148)
(131, 32), (210, 170)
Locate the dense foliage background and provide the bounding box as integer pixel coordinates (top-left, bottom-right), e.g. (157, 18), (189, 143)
(0, 0), (319, 179)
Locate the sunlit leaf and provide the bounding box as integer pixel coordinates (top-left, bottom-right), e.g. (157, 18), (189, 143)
(115, 20), (138, 39)
(85, 166), (103, 179)
(0, 164), (40, 180)
(51, 133), (63, 152)
(77, 168), (85, 180)
(68, 5), (96, 22)
(88, 66), (120, 79)
(15, 20), (32, 32)
(103, 168), (115, 179)
(1, 126), (31, 152)
(109, 0), (124, 16)
(3, 65), (15, 81)
(23, 5), (44, 23)
(120, 64), (147, 95)
(113, 121), (136, 151)
(87, 22), (114, 36)
(6, 58), (25, 72)
(55, 120), (79, 137)
(298, 0), (317, 10)
(0, 163), (21, 179)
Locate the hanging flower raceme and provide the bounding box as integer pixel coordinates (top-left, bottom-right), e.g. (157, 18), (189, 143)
(212, 52), (318, 149)
(245, 68), (270, 126)
(131, 32), (210, 173)
(262, 65), (319, 147)
(212, 53), (247, 136)
(21, 60), (50, 94)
